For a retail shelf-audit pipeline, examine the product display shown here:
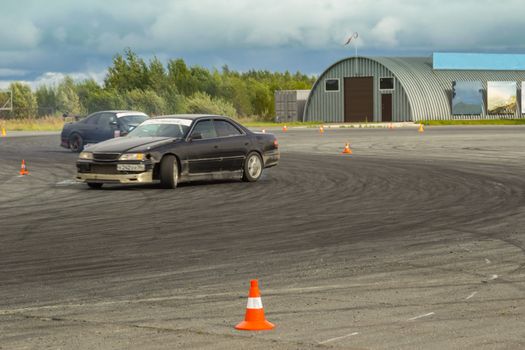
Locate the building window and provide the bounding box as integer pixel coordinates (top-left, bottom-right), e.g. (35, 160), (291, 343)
(380, 77), (394, 90)
(325, 79), (339, 92)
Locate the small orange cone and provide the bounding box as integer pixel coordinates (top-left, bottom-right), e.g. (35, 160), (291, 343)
(418, 124), (424, 133)
(19, 160), (29, 175)
(1, 127), (6, 137)
(342, 143), (352, 155)
(282, 125), (287, 132)
(388, 123), (394, 130)
(235, 279), (275, 331)
(319, 125), (324, 134)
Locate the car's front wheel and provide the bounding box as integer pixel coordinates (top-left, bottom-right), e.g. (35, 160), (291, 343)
(160, 155), (178, 189)
(69, 133), (84, 153)
(243, 152), (263, 182)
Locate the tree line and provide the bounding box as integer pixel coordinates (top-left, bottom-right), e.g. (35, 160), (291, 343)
(1, 49), (316, 121)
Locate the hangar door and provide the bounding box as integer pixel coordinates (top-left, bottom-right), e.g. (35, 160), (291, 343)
(344, 77), (374, 122)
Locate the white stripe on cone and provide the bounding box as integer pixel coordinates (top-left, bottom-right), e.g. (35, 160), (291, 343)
(246, 297), (263, 309)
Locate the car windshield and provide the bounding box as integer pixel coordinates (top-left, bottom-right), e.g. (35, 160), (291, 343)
(119, 115), (148, 131)
(127, 118), (191, 138)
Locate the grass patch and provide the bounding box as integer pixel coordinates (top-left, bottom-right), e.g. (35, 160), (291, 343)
(1, 116), (65, 131)
(420, 119), (525, 126)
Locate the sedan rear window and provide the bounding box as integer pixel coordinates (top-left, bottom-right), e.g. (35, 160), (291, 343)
(215, 120), (242, 137)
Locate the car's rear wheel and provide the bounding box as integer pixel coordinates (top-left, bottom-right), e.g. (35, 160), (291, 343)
(160, 155), (178, 189)
(243, 152), (263, 182)
(69, 133), (84, 153)
(87, 182), (103, 189)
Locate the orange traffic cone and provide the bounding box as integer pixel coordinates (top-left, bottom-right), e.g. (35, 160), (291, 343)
(282, 125), (287, 132)
(19, 160), (29, 175)
(319, 125), (324, 134)
(418, 124), (424, 133)
(342, 143), (352, 155)
(388, 123), (394, 130)
(235, 279), (275, 331)
(1, 127), (6, 137)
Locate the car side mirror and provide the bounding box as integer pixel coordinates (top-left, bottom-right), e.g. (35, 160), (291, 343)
(190, 132), (202, 141)
(110, 121), (118, 127)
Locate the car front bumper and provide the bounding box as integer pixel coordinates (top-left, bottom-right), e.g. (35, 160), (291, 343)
(76, 170), (153, 184)
(76, 160), (155, 184)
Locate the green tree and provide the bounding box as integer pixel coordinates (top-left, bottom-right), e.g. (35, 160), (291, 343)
(83, 89), (125, 113)
(56, 76), (81, 114)
(125, 89), (167, 116)
(219, 76), (252, 116)
(32, 50), (317, 121)
(10, 82), (37, 118)
(105, 48), (149, 92)
(250, 82), (273, 119)
(147, 57), (168, 93)
(35, 85), (57, 116)
(185, 92), (237, 118)
(163, 88), (186, 114)
(75, 79), (102, 114)
(167, 58), (192, 96)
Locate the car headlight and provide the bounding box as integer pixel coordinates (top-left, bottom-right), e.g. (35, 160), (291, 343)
(79, 151), (93, 160)
(119, 153), (144, 161)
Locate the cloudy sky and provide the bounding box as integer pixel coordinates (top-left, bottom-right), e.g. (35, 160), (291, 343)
(1, 0), (524, 88)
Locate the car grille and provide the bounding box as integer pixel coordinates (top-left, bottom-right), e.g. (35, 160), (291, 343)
(90, 164), (119, 174)
(93, 153), (120, 161)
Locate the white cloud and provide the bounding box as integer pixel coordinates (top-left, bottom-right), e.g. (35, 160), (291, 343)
(0, 70), (106, 90)
(2, 0), (525, 52)
(370, 17), (403, 47)
(0, 0), (524, 79)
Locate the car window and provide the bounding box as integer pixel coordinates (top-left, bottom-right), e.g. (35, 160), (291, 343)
(128, 119), (190, 138)
(214, 120), (242, 137)
(118, 115), (148, 131)
(97, 113), (116, 129)
(85, 114), (100, 125)
(191, 120), (217, 139)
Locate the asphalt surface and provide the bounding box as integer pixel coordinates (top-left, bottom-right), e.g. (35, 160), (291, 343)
(0, 126), (524, 349)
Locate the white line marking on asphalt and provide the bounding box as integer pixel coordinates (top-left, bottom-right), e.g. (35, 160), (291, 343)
(407, 312), (435, 321)
(466, 292), (478, 300)
(56, 179), (81, 186)
(0, 282), (458, 315)
(489, 274), (498, 280)
(485, 258), (491, 264)
(319, 332), (359, 344)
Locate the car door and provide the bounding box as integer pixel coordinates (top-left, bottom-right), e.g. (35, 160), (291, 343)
(213, 119), (249, 171)
(95, 113), (118, 141)
(81, 113), (101, 142)
(187, 119), (222, 174)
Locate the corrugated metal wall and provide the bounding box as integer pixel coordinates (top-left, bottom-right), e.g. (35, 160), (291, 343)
(275, 90), (310, 122)
(304, 57), (412, 122)
(304, 56), (525, 122)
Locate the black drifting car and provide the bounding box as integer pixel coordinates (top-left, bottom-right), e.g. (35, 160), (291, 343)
(61, 110), (149, 152)
(76, 115), (279, 189)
